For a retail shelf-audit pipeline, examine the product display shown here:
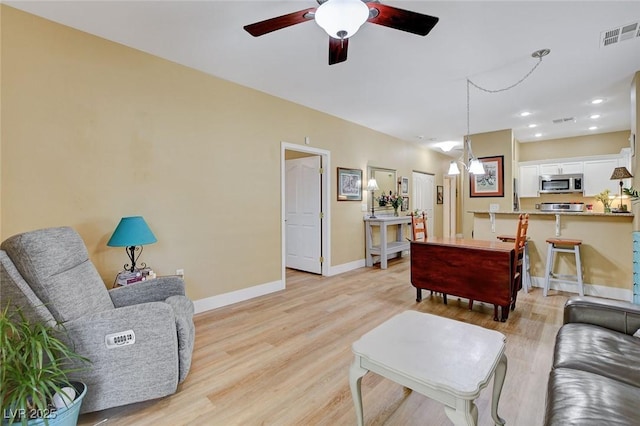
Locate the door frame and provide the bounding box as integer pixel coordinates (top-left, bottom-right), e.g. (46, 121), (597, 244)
(281, 142), (331, 282)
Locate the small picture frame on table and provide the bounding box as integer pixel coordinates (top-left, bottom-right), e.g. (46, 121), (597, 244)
(401, 196), (409, 211)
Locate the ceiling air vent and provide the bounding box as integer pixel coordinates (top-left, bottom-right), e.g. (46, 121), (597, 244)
(600, 21), (639, 47)
(552, 117), (576, 124)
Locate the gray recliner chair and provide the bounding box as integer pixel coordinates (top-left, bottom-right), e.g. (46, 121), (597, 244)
(0, 226), (195, 413)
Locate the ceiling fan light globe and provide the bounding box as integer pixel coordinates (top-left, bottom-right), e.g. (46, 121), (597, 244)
(315, 0), (370, 39)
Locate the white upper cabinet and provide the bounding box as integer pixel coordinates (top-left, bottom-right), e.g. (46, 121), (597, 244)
(582, 158), (619, 196)
(539, 162), (584, 175)
(518, 150), (629, 198)
(518, 165), (540, 197)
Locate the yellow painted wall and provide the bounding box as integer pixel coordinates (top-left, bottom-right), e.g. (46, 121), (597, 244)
(0, 6), (450, 301)
(474, 213), (633, 293)
(519, 131), (630, 162)
(462, 129), (514, 238)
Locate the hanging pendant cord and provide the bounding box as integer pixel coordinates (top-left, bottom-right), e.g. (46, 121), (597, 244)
(465, 49), (549, 161)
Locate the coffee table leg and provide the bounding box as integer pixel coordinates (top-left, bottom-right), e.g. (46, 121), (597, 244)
(491, 353), (507, 426)
(444, 399), (478, 425)
(349, 357), (368, 426)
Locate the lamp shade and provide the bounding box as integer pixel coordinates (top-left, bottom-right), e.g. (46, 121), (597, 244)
(315, 0), (370, 39)
(469, 159), (486, 175)
(610, 166), (633, 180)
(366, 178), (379, 191)
(448, 161), (461, 175)
(107, 216), (157, 247)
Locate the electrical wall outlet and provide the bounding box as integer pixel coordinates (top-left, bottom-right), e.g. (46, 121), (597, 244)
(105, 330), (135, 349)
(176, 268), (184, 277)
(362, 203), (368, 212)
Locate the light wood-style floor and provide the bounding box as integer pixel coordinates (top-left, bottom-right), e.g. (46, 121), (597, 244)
(79, 257), (569, 426)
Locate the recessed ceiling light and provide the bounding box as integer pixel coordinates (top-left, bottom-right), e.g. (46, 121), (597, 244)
(591, 99), (604, 104)
(590, 114), (601, 119)
(589, 126), (598, 130)
(520, 111), (532, 117)
(528, 124), (537, 128)
(534, 133), (542, 137)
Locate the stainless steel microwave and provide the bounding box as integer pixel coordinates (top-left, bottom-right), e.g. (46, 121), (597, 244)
(539, 174), (583, 194)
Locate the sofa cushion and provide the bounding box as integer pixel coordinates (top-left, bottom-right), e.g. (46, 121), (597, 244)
(553, 322), (640, 388)
(1, 227), (114, 323)
(544, 368), (640, 426)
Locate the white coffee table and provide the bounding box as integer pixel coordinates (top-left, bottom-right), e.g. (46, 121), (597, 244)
(349, 311), (507, 426)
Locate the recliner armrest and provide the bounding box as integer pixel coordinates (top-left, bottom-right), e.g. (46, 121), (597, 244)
(109, 275), (186, 308)
(564, 296), (640, 335)
(58, 302), (180, 412)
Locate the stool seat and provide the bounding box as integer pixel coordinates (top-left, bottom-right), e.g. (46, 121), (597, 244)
(546, 238), (582, 246)
(544, 237), (584, 297)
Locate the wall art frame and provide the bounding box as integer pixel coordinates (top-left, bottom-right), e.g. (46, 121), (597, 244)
(470, 155), (504, 197)
(337, 167), (362, 201)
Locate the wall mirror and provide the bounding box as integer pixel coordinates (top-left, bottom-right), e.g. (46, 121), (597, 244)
(368, 166), (397, 210)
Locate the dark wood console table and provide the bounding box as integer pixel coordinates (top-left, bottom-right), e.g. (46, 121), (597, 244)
(410, 238), (517, 321)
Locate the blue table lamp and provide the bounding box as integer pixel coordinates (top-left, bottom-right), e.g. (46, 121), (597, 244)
(107, 216), (157, 272)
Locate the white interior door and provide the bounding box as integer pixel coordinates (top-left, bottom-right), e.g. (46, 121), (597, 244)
(412, 172), (435, 237)
(285, 156), (322, 274)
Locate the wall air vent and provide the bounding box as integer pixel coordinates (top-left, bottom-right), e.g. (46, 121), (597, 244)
(600, 21), (639, 47)
(552, 117), (576, 124)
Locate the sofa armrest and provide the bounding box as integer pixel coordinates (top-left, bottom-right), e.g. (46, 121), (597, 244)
(564, 296), (640, 335)
(108, 275), (186, 308)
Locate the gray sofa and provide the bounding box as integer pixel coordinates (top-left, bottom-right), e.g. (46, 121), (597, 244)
(544, 296), (640, 425)
(0, 226), (195, 413)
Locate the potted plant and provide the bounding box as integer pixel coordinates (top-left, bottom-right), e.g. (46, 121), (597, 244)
(594, 189), (612, 213)
(0, 306), (89, 426)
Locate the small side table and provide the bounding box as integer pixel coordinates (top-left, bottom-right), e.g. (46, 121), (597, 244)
(364, 216), (411, 269)
(350, 311), (507, 426)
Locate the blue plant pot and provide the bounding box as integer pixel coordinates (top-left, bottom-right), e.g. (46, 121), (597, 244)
(2, 382), (86, 426)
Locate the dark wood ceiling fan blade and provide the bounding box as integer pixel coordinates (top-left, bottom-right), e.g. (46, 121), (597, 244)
(244, 8), (316, 37)
(367, 4), (439, 36)
(329, 37), (349, 65)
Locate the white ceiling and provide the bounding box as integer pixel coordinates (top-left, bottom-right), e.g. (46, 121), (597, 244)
(8, 0), (640, 155)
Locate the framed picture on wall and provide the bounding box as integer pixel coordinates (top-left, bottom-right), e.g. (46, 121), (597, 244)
(436, 186), (444, 204)
(400, 176), (409, 195)
(337, 167), (362, 201)
(470, 155), (504, 197)
(401, 196), (409, 211)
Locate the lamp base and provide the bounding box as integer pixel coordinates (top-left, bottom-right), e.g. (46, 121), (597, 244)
(123, 245), (147, 272)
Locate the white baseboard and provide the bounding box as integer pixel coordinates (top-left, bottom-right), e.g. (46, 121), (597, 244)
(193, 279), (284, 314)
(328, 259), (366, 276)
(193, 259), (369, 313)
(530, 276), (633, 302)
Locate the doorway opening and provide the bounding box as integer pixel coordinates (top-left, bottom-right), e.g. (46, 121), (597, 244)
(281, 142), (331, 286)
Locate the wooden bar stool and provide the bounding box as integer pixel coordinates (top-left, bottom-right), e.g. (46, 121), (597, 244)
(497, 234), (531, 293)
(543, 238), (584, 296)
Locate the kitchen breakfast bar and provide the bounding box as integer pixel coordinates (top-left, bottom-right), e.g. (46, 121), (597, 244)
(470, 209), (634, 302)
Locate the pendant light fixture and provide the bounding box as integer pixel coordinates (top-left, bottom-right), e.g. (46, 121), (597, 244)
(449, 49), (551, 176)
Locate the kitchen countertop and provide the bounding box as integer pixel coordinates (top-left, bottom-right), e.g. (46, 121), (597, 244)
(470, 210), (634, 217)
